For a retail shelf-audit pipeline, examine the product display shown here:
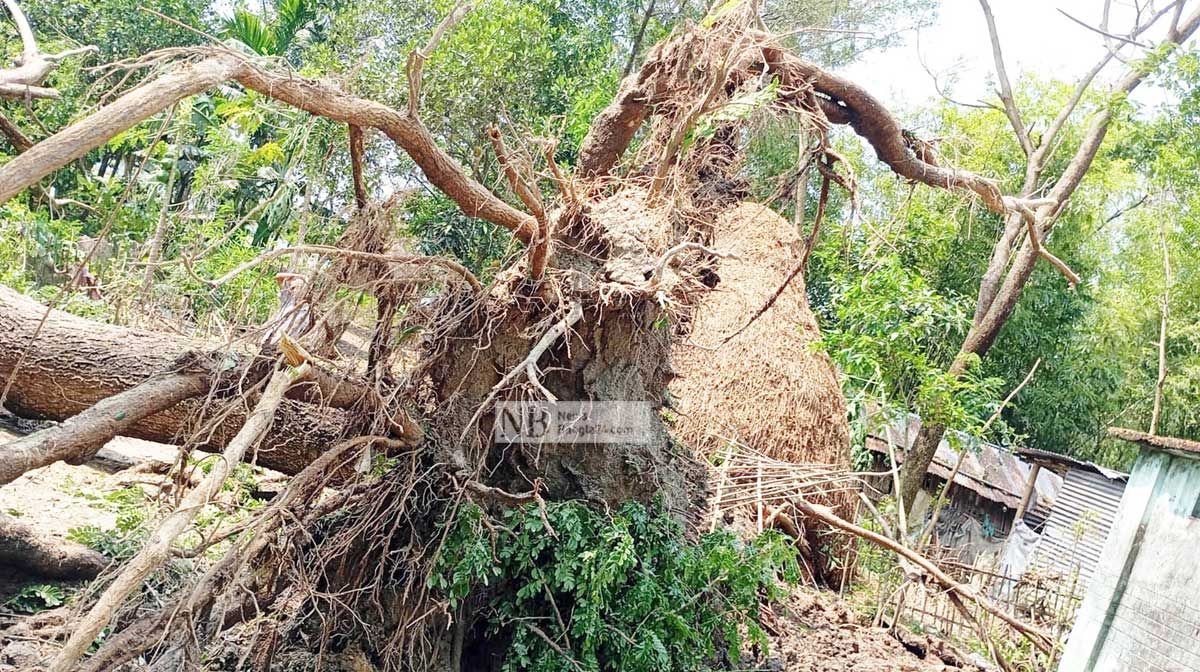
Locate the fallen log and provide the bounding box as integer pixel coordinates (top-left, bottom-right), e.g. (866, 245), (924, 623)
(0, 284), (401, 481)
(0, 514), (108, 579)
(0, 368), (210, 486)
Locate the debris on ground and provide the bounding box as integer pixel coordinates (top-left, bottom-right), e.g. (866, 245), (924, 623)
(761, 589), (989, 672)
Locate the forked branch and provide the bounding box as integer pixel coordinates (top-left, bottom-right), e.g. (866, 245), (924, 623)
(0, 0), (97, 99)
(488, 126), (547, 278)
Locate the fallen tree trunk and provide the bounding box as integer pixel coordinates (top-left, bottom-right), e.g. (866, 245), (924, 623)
(0, 370), (210, 486)
(0, 284), (357, 478)
(0, 513), (108, 579)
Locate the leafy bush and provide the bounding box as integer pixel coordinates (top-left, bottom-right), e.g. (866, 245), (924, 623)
(431, 500), (799, 672)
(5, 584), (65, 613)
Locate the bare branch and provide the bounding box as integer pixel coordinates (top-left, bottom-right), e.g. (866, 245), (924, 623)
(487, 125), (547, 278)
(1034, 1), (1185, 167)
(1008, 199), (1080, 288)
(406, 2), (473, 116)
(1058, 9), (1151, 48)
(540, 138), (577, 206)
(0, 0), (36, 60)
(978, 0), (1033, 157)
(791, 496), (1055, 653)
(1150, 221), (1171, 435)
(0, 0), (96, 97)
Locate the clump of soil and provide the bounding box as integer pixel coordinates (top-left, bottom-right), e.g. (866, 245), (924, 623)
(760, 588), (989, 672)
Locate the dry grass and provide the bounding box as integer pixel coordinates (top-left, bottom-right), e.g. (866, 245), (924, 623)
(668, 202), (849, 467)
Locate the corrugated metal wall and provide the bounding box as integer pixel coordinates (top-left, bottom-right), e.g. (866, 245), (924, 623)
(1030, 470), (1126, 587)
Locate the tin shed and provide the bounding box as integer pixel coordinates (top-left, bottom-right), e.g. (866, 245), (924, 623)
(1014, 449), (1127, 588)
(1059, 428), (1200, 672)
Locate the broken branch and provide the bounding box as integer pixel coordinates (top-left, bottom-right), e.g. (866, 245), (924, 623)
(791, 496), (1054, 653)
(48, 362), (311, 672)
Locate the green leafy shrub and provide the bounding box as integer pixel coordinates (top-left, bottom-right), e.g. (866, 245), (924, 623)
(67, 487), (152, 560)
(5, 584), (65, 613)
(431, 500), (799, 672)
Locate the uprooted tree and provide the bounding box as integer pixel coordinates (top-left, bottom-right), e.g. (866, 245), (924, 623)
(0, 0), (1161, 669)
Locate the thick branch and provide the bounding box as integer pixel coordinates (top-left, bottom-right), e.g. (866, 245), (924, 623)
(233, 62), (535, 243)
(760, 43), (1006, 213)
(0, 49), (535, 252)
(0, 368), (210, 486)
(0, 55), (241, 204)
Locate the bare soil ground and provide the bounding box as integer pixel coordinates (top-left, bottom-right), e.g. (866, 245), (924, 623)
(762, 589), (989, 672)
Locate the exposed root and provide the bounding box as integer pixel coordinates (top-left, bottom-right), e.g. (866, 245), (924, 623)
(49, 363), (310, 672)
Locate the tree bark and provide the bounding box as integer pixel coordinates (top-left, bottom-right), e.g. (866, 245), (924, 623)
(0, 513), (108, 579)
(0, 370), (210, 486)
(0, 284), (356, 478)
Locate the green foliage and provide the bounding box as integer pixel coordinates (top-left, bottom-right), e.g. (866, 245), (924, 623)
(431, 500), (799, 671)
(819, 257), (1008, 442)
(222, 0), (326, 58)
(67, 487), (153, 560)
(5, 584), (65, 613)
(406, 191), (516, 276)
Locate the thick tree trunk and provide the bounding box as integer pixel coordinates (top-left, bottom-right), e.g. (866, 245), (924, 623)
(0, 371), (210, 486)
(0, 514), (108, 579)
(0, 285), (353, 477)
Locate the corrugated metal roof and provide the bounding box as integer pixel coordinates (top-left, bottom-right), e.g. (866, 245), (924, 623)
(1015, 447), (1128, 481)
(865, 412), (1062, 510)
(1029, 469), (1126, 586)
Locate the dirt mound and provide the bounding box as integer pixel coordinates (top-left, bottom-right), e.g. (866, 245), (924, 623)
(763, 589), (987, 672)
